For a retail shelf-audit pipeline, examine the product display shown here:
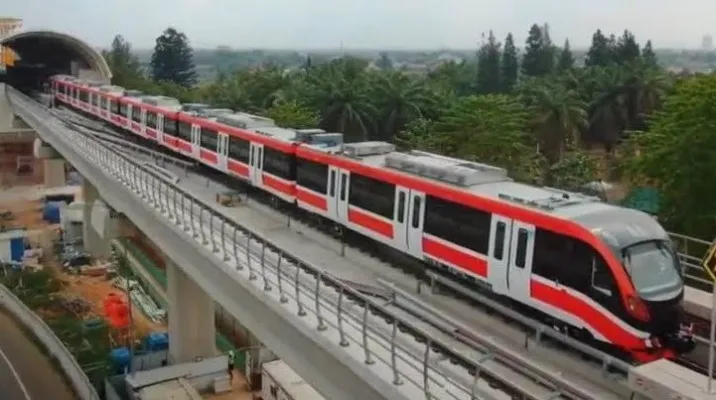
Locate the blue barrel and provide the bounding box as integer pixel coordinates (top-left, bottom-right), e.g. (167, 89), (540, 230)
(110, 347), (131, 373)
(145, 332), (169, 351)
(42, 201), (63, 224)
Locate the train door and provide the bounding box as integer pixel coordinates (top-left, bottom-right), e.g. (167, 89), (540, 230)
(216, 133), (229, 171)
(487, 215), (512, 294)
(507, 222), (535, 302)
(140, 109), (147, 136)
(393, 187), (410, 250)
(157, 114), (165, 144)
(406, 191), (425, 258)
(248, 143), (264, 187)
(126, 104), (133, 130)
(327, 167), (350, 224)
(191, 124), (201, 158)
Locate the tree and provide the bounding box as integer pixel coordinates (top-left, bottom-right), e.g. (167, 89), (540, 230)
(625, 74), (716, 238)
(616, 30), (640, 64)
(266, 100), (320, 128)
(375, 52), (394, 70)
(585, 29), (613, 67)
(522, 24), (553, 77)
(150, 27), (197, 87)
(102, 35), (143, 87)
(557, 39), (575, 72)
(476, 31), (502, 94)
(642, 40), (658, 67)
(500, 33), (519, 92)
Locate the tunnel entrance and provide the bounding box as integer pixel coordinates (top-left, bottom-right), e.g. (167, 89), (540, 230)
(1, 31), (112, 92)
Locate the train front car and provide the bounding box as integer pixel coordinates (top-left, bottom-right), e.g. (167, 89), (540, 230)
(568, 205), (695, 360)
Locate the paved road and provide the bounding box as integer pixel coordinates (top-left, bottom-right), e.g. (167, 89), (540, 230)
(0, 310), (77, 400)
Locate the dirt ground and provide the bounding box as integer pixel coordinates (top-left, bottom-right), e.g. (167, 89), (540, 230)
(57, 273), (166, 338)
(0, 197), (51, 231)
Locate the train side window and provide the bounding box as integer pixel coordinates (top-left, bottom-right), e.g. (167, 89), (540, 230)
(493, 222), (506, 260)
(131, 107), (142, 123)
(146, 112), (157, 129)
(591, 256), (613, 296)
(119, 102), (127, 117)
(340, 173), (348, 201)
(163, 116), (177, 136)
(515, 228), (528, 268)
(177, 122), (192, 141)
(411, 196), (421, 228)
(424, 195), (491, 255)
(228, 136), (250, 163)
(296, 158), (328, 194)
(263, 147), (294, 180)
(348, 173), (395, 219)
(200, 127), (218, 149)
(329, 170), (336, 196)
(397, 192), (406, 223)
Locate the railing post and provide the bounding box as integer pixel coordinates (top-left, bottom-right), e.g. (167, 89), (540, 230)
(315, 274), (326, 331)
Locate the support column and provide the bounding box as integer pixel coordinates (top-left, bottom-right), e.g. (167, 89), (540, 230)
(80, 181), (122, 258)
(43, 158), (66, 187)
(167, 259), (216, 363)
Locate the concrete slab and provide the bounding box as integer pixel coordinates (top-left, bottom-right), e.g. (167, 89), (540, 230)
(686, 286), (713, 321)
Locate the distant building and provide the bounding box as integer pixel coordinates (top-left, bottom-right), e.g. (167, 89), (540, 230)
(702, 35), (713, 51)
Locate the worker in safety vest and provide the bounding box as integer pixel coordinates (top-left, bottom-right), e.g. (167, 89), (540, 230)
(227, 350), (235, 380)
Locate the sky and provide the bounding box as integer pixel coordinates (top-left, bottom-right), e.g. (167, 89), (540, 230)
(2, 1), (714, 50)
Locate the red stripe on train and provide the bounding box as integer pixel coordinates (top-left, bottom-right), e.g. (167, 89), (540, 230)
(423, 236), (488, 277)
(348, 207), (393, 239)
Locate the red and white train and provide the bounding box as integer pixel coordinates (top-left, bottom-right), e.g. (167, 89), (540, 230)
(50, 74), (694, 362)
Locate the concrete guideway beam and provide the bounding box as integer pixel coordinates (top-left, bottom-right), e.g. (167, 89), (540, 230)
(8, 88), (418, 400)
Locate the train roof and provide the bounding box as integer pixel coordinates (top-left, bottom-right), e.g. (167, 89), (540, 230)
(142, 95), (181, 108)
(215, 113), (275, 129)
(200, 108), (234, 118)
(254, 126), (298, 142)
(326, 141), (668, 246)
(181, 103), (211, 112)
(98, 85), (125, 94)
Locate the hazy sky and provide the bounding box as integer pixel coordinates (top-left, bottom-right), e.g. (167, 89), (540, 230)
(3, 1), (713, 50)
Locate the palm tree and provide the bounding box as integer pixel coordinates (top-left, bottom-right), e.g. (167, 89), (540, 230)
(521, 79), (588, 163)
(371, 72), (436, 141)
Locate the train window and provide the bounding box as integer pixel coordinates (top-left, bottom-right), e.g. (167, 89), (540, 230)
(146, 112), (157, 129)
(493, 222), (506, 260)
(340, 173), (347, 201)
(177, 122), (192, 141)
(119, 103), (128, 117)
(79, 90), (89, 103)
(411, 196), (421, 228)
(533, 228), (593, 292)
(329, 170), (336, 197)
(109, 99), (120, 114)
(348, 173), (395, 219)
(397, 192), (406, 223)
(131, 107), (142, 123)
(515, 229), (528, 268)
(200, 127), (218, 149)
(424, 196), (491, 255)
(592, 257), (613, 295)
(263, 147), (294, 180)
(296, 158), (328, 194)
(100, 96), (107, 109)
(228, 136), (250, 163)
(164, 116), (178, 136)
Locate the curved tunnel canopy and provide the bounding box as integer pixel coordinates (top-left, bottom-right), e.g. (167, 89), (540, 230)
(1, 30), (112, 87)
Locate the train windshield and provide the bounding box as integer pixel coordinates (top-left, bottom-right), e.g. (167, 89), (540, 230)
(622, 240), (682, 299)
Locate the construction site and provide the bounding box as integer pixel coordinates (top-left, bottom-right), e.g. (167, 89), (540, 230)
(0, 182), (260, 399)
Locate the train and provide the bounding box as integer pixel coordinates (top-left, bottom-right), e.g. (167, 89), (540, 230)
(48, 74), (695, 362)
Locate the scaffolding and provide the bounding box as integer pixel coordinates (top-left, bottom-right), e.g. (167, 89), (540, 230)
(0, 18), (22, 68)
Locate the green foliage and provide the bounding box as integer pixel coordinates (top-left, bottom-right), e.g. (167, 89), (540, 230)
(266, 101), (320, 128)
(102, 35), (144, 87)
(500, 33), (519, 92)
(522, 24), (555, 77)
(476, 31), (502, 94)
(586, 29), (614, 67)
(557, 40), (575, 72)
(624, 74), (716, 238)
(150, 27), (198, 88)
(548, 151), (598, 189)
